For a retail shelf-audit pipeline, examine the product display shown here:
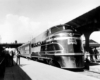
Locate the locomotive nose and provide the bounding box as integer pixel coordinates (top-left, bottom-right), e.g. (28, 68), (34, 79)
(58, 55), (84, 69)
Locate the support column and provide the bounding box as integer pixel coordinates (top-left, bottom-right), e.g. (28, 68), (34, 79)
(83, 32), (92, 52)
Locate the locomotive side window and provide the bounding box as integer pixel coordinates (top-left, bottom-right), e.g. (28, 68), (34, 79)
(47, 44), (62, 51)
(53, 44), (62, 50)
(41, 45), (46, 51)
(47, 44), (54, 51)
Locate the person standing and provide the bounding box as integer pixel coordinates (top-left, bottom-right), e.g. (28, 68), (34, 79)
(89, 47), (94, 62)
(11, 51), (15, 66)
(16, 49), (20, 65)
(94, 47), (99, 62)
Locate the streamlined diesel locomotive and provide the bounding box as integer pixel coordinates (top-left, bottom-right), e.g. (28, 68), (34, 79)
(18, 25), (84, 69)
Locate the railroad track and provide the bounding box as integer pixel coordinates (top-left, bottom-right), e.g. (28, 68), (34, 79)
(77, 70), (100, 79)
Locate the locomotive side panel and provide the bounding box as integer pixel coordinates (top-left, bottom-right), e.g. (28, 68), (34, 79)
(30, 30), (49, 60)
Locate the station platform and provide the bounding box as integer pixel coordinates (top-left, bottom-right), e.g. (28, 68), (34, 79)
(3, 57), (100, 80)
(89, 61), (100, 73)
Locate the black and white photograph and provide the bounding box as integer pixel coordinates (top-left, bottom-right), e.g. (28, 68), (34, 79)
(0, 0), (100, 80)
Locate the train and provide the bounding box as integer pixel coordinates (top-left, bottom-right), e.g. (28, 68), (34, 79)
(18, 24), (84, 70)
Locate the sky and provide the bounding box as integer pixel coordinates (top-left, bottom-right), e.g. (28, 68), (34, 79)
(0, 0), (100, 43)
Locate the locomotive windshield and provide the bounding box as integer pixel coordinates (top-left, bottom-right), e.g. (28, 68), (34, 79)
(50, 25), (64, 34)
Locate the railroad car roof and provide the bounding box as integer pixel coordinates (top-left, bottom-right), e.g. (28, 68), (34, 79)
(18, 41), (30, 48)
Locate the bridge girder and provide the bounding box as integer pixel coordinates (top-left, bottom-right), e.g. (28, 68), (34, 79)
(0, 43), (23, 48)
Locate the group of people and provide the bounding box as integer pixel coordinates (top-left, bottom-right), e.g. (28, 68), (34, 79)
(5, 49), (20, 67)
(5, 51), (14, 66)
(85, 47), (99, 62)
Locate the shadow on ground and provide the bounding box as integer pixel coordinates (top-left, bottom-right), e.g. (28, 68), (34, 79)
(1, 61), (32, 80)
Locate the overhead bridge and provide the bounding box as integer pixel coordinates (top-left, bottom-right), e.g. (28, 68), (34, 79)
(0, 43), (23, 48)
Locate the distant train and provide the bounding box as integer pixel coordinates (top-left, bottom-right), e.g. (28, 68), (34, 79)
(18, 25), (84, 70)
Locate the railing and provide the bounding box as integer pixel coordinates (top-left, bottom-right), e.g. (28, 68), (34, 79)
(0, 58), (6, 77)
